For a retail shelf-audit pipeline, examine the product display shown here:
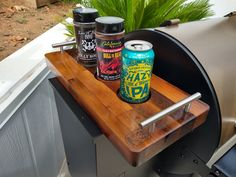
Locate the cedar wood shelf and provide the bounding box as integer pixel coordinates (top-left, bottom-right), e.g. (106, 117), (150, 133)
(45, 50), (209, 166)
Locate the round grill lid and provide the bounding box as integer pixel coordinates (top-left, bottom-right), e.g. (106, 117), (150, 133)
(125, 29), (221, 175)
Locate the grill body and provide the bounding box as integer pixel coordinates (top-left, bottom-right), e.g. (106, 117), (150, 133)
(125, 16), (236, 176)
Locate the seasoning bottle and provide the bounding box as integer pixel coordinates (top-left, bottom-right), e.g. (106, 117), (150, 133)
(95, 16), (125, 80)
(73, 8), (99, 67)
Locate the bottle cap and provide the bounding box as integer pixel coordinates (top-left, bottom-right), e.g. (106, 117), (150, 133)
(73, 8), (99, 23)
(95, 16), (124, 34)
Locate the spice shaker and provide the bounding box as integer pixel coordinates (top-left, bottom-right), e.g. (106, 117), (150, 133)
(73, 8), (99, 67)
(95, 16), (125, 80)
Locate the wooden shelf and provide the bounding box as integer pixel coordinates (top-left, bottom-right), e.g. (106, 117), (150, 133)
(45, 50), (209, 166)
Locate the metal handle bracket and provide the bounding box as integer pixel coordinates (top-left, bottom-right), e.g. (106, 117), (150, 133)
(52, 40), (76, 52)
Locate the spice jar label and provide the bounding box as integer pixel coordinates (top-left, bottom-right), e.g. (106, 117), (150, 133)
(96, 38), (124, 80)
(75, 26), (97, 66)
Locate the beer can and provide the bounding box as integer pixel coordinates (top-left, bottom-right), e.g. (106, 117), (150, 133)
(120, 40), (155, 103)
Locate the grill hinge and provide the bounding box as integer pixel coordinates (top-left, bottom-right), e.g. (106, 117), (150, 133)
(224, 11), (236, 17)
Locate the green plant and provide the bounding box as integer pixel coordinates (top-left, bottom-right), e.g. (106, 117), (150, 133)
(61, 0), (91, 6)
(62, 21), (75, 37)
(61, 0), (81, 3)
(91, 0), (214, 33)
(63, 0), (214, 36)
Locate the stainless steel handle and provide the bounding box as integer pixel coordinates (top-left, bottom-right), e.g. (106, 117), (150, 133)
(52, 40), (76, 52)
(139, 92), (201, 132)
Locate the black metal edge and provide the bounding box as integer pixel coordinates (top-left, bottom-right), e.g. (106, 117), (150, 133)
(49, 77), (101, 137)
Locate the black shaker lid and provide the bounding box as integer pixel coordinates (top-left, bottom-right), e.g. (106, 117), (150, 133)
(95, 16), (124, 34)
(73, 8), (99, 23)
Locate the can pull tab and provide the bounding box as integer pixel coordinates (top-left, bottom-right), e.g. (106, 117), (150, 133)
(131, 44), (143, 50)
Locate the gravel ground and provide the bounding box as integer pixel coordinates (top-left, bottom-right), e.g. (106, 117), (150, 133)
(0, 0), (74, 60)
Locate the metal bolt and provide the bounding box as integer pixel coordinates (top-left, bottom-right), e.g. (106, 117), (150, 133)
(214, 170), (220, 176)
(193, 159), (198, 165)
(179, 153), (185, 159)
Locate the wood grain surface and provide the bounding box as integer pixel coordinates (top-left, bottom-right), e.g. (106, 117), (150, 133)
(45, 50), (209, 166)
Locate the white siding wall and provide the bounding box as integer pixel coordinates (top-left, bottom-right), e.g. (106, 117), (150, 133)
(0, 23), (68, 177)
(0, 75), (65, 177)
(210, 0), (236, 17)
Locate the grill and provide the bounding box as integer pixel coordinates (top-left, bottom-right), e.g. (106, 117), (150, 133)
(125, 15), (236, 176)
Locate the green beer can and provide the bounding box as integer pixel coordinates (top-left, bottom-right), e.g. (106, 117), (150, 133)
(120, 40), (155, 103)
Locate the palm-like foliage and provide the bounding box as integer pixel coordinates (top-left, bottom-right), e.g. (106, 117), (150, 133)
(63, 0), (214, 36)
(91, 0), (214, 33)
